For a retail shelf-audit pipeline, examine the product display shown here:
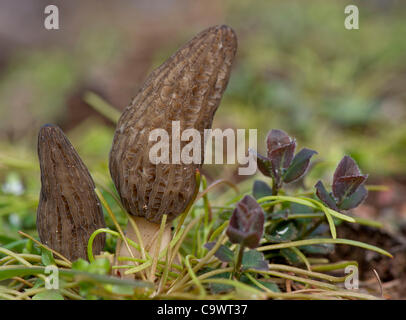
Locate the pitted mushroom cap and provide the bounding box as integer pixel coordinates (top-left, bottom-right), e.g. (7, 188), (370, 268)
(109, 25), (238, 223)
(37, 124), (106, 261)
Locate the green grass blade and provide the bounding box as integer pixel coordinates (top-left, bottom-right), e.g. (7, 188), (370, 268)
(257, 238), (393, 258)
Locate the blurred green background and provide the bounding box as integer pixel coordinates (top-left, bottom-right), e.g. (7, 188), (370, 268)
(0, 0), (405, 239)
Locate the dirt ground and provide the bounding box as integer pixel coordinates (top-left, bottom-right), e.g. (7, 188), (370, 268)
(330, 177), (406, 299)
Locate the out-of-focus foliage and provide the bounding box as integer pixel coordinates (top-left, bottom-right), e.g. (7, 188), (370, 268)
(218, 0), (406, 177)
(1, 0), (405, 177)
(0, 0), (405, 240)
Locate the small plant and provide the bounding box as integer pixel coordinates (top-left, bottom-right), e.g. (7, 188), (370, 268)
(225, 195), (265, 279)
(315, 155), (368, 211)
(186, 128), (391, 298)
(251, 129), (317, 196)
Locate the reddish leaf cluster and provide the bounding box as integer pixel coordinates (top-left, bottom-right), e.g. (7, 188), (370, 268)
(226, 195), (265, 249)
(252, 129), (317, 188)
(315, 156), (368, 211)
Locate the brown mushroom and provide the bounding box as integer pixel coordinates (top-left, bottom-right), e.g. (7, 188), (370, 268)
(37, 124), (106, 261)
(109, 25), (237, 276)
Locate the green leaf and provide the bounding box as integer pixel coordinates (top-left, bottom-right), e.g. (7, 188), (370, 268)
(32, 290), (64, 300)
(339, 185), (368, 210)
(242, 250), (268, 271)
(32, 278), (45, 289)
(253, 180), (273, 200)
(315, 180), (338, 210)
(24, 239), (33, 254)
(204, 242), (234, 263)
(204, 270), (234, 294)
(241, 275), (280, 293)
(41, 248), (55, 266)
(283, 148), (317, 183)
(72, 259), (90, 271)
(88, 258), (111, 275)
(256, 280), (280, 292)
(265, 221), (299, 243)
(289, 202), (314, 214)
(280, 248), (302, 265)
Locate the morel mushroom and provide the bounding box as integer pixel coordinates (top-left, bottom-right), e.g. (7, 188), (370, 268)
(37, 124), (106, 261)
(109, 25), (237, 273)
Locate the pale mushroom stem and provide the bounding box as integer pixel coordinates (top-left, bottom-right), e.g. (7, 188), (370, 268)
(115, 216), (172, 279)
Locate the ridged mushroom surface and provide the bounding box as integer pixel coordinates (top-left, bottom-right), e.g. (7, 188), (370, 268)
(109, 25), (237, 223)
(37, 124), (106, 261)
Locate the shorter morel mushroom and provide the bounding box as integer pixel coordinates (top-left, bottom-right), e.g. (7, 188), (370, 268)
(37, 124), (106, 261)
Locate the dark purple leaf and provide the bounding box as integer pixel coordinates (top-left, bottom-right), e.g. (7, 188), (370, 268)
(204, 242), (234, 262)
(266, 130), (296, 182)
(269, 143), (296, 169)
(315, 181), (338, 210)
(266, 129), (292, 154)
(226, 195), (265, 249)
(333, 175), (368, 202)
(283, 148), (317, 183)
(282, 141), (296, 168)
(252, 180), (273, 200)
(250, 149), (272, 177)
(269, 141), (296, 181)
(338, 185), (368, 210)
(333, 156), (361, 186)
(225, 224), (247, 244)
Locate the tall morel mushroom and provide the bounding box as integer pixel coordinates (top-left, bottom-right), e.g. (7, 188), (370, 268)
(37, 124), (106, 261)
(109, 25), (237, 273)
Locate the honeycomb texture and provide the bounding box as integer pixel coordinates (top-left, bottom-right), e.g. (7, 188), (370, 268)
(109, 25), (238, 223)
(37, 124), (106, 261)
